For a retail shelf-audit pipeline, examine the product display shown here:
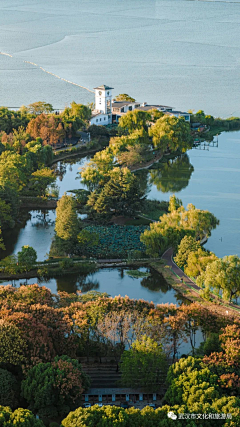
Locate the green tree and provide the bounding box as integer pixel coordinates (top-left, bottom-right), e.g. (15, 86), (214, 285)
(119, 110), (151, 133)
(26, 102), (54, 115)
(17, 246), (37, 273)
(149, 115), (192, 152)
(185, 248), (217, 278)
(117, 143), (147, 167)
(30, 167), (56, 197)
(114, 94), (136, 102)
(141, 197), (219, 256)
(0, 406), (45, 426)
(198, 255), (240, 302)
(174, 236), (202, 269)
(61, 102), (91, 134)
(87, 167), (145, 216)
(62, 406), (129, 427)
(21, 356), (90, 418)
(0, 255), (19, 275)
(110, 128), (150, 156)
(168, 195), (182, 213)
(55, 194), (80, 253)
(0, 368), (19, 408)
(120, 336), (167, 392)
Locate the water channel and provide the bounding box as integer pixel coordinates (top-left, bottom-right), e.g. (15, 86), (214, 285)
(1, 131), (239, 308)
(4, 130), (239, 260)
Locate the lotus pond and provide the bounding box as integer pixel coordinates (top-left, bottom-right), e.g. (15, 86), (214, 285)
(82, 225), (147, 258)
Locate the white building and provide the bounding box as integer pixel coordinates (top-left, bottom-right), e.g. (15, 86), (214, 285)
(90, 85), (113, 126)
(89, 84), (190, 126)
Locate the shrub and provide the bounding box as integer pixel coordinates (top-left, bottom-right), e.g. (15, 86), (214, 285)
(0, 406), (44, 426)
(59, 258), (74, 270)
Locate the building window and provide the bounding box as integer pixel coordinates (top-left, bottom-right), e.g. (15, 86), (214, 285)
(100, 118), (101, 121)
(104, 117), (106, 120)
(121, 107), (124, 112)
(108, 115), (111, 119)
(96, 119), (98, 122)
(107, 100), (111, 114)
(129, 106), (132, 111)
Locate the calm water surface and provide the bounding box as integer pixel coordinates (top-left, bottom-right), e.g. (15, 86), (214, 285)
(0, 0), (240, 116)
(148, 131), (240, 258)
(2, 130), (240, 261)
(0, 267), (187, 305)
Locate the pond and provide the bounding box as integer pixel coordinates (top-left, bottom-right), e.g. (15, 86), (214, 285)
(0, 267), (187, 306)
(0, 266), (202, 356)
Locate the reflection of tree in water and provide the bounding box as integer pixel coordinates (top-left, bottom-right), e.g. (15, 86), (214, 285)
(149, 154), (194, 193)
(52, 162), (67, 182)
(134, 169), (150, 197)
(118, 267), (124, 280)
(141, 271), (171, 293)
(56, 273), (99, 294)
(77, 277), (99, 293)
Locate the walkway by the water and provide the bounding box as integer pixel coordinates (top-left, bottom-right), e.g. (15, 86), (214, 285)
(161, 248), (240, 317)
(162, 248), (200, 292)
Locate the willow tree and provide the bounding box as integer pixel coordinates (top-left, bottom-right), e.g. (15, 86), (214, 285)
(149, 115), (192, 152)
(197, 255), (240, 302)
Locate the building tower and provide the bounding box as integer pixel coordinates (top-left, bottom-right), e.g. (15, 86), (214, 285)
(94, 85), (113, 114)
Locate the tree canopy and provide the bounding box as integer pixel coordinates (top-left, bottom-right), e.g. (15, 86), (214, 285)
(114, 94), (136, 102)
(149, 115), (192, 152)
(120, 336), (167, 391)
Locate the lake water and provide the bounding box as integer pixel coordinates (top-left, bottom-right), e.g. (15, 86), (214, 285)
(1, 0), (240, 117)
(2, 130), (239, 262)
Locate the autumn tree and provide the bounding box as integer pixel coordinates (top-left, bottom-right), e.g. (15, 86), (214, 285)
(26, 114), (68, 146)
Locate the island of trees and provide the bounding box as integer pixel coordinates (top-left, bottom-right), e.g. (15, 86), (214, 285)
(0, 99), (240, 426)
